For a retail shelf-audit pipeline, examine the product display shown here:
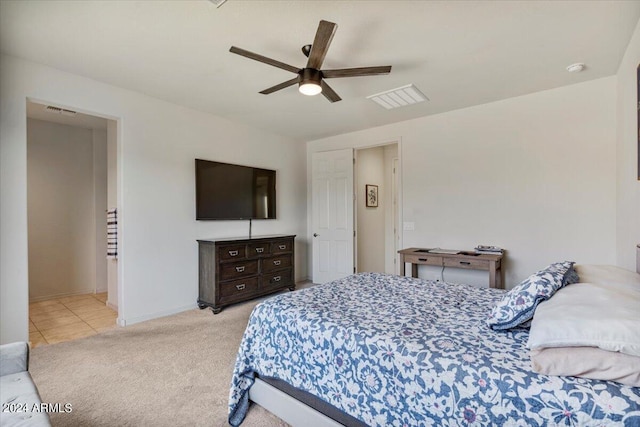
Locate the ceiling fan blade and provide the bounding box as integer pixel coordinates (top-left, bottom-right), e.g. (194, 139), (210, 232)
(259, 77), (300, 95)
(320, 81), (341, 103)
(322, 66), (392, 78)
(306, 20), (337, 70)
(229, 46), (300, 74)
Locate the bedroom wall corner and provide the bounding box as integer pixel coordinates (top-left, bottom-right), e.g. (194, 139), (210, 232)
(615, 18), (640, 271)
(307, 78), (617, 289)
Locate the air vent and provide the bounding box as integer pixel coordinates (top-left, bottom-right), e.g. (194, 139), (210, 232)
(367, 84), (428, 110)
(208, 0), (228, 7)
(44, 105), (77, 117)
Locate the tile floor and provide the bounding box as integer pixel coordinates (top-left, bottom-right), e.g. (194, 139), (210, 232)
(29, 292), (117, 348)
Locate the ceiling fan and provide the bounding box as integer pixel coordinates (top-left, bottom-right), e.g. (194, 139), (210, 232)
(229, 20), (392, 103)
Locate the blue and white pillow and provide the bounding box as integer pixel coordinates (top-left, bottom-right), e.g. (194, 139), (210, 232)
(487, 261), (575, 330)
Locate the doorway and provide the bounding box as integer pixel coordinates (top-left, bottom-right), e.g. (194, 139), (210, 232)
(26, 100), (119, 346)
(355, 143), (399, 274)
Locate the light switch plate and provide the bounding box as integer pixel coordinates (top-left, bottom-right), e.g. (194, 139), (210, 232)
(403, 222), (415, 231)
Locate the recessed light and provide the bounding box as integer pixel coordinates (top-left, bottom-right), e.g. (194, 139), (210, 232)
(566, 63), (585, 73)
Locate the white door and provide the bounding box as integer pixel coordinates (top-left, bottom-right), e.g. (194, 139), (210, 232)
(312, 149), (354, 283)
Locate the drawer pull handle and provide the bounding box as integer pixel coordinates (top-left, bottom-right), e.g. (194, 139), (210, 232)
(235, 266), (245, 273)
(279, 245), (286, 250)
(229, 250), (239, 257)
(460, 261), (471, 265)
(418, 258), (428, 262)
(236, 284), (246, 291)
(272, 276), (281, 282)
(273, 260), (281, 266)
(256, 248), (264, 253)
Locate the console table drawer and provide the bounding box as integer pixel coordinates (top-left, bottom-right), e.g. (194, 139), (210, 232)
(271, 239), (292, 254)
(443, 257), (489, 270)
(403, 254), (442, 266)
(262, 270), (292, 290)
(248, 242), (270, 257)
(220, 260), (259, 280)
(219, 277), (259, 303)
(218, 244), (247, 261)
(263, 255), (292, 272)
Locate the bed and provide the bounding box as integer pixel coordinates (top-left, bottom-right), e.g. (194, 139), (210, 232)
(228, 271), (640, 426)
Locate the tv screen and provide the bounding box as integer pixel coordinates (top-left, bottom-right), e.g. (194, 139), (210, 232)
(195, 159), (276, 220)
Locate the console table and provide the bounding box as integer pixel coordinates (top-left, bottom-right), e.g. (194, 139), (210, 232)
(398, 247), (504, 289)
(197, 234), (295, 314)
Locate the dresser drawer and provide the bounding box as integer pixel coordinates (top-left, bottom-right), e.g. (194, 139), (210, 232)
(271, 239), (292, 254)
(220, 259), (259, 280)
(443, 257), (489, 270)
(404, 254), (442, 266)
(262, 269), (292, 290)
(219, 277), (259, 303)
(218, 244), (246, 261)
(263, 255), (292, 272)
(248, 242), (270, 257)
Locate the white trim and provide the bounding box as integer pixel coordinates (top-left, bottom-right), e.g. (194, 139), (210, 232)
(249, 378), (342, 427)
(117, 303), (196, 327)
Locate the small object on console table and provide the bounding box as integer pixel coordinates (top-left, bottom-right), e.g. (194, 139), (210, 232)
(197, 234), (295, 314)
(398, 247), (504, 289)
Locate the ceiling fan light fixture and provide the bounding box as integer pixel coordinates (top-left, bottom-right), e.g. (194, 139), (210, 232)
(299, 82), (322, 96)
(299, 68), (323, 96)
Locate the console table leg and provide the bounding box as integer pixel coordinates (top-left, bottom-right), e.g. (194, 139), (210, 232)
(489, 262), (497, 288)
(411, 264), (418, 278)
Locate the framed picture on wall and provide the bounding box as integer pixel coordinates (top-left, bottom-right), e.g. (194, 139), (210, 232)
(366, 184), (378, 207)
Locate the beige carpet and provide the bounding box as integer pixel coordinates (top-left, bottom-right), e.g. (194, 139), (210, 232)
(30, 299), (289, 427)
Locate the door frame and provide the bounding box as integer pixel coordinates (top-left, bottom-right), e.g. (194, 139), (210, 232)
(354, 141), (402, 274)
(25, 97), (124, 325)
(308, 138), (403, 282)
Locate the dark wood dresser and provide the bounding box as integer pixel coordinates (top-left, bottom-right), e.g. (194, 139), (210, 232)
(197, 234), (295, 314)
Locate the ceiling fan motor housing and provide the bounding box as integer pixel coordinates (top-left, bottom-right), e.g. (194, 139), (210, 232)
(299, 68), (322, 84)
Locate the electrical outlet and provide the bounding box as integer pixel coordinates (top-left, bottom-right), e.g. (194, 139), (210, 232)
(403, 222), (415, 231)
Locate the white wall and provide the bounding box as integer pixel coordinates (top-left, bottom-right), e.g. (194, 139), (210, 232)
(356, 146), (385, 273)
(93, 128), (108, 294)
(1, 54), (307, 344)
(616, 19), (640, 271)
(27, 118), (104, 300)
(308, 77), (617, 288)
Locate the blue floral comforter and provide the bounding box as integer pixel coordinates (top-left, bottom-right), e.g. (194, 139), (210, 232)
(228, 273), (640, 426)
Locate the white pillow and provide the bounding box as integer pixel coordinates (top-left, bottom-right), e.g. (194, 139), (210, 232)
(528, 271), (640, 356)
(530, 346), (640, 387)
(574, 264), (640, 290)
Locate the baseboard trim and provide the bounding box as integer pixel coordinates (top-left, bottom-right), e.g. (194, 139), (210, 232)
(118, 303), (197, 327)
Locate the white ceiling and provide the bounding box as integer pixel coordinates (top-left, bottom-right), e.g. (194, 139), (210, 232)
(2, 1), (639, 142)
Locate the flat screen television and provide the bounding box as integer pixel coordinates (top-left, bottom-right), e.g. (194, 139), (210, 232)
(195, 159), (276, 220)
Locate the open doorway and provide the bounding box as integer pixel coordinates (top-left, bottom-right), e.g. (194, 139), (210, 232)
(26, 100), (119, 346)
(355, 143), (400, 274)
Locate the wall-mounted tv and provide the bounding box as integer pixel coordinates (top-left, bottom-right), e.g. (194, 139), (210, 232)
(195, 159), (276, 220)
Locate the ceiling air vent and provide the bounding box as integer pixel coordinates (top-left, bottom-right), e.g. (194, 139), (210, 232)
(367, 84), (428, 110)
(208, 0), (228, 7)
(44, 105), (77, 117)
